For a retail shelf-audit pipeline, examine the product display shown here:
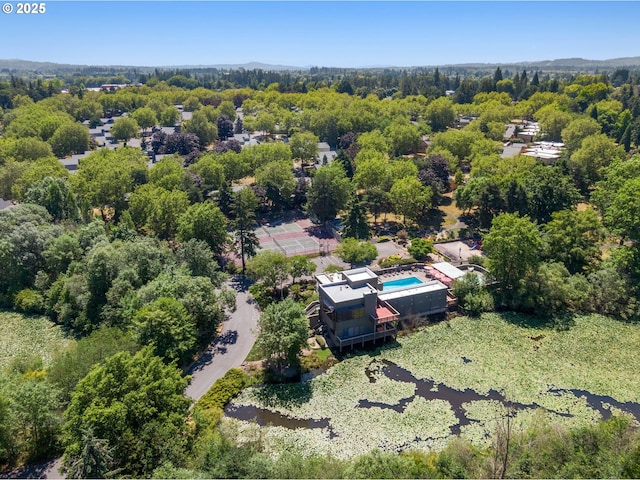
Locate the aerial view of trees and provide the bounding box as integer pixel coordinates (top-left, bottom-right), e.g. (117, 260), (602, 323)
(2, 60), (640, 478)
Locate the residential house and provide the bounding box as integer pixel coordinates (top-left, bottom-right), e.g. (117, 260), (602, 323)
(316, 142), (337, 166)
(522, 141), (565, 165)
(316, 267), (449, 350)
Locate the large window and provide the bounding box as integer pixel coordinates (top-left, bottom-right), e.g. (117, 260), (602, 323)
(336, 306), (365, 322)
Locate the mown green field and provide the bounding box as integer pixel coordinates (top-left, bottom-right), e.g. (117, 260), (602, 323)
(226, 313), (640, 459)
(0, 310), (71, 370)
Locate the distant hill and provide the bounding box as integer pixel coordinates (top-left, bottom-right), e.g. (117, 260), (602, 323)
(432, 57), (640, 70)
(2, 57), (640, 75)
(168, 62), (304, 71)
(0, 59), (305, 73)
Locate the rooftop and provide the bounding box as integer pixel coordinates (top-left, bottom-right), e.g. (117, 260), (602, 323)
(431, 262), (466, 280)
(322, 282), (377, 305)
(316, 272), (345, 285)
(343, 267), (378, 284)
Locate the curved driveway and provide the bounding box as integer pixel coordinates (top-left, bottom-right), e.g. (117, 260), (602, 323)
(185, 275), (260, 401)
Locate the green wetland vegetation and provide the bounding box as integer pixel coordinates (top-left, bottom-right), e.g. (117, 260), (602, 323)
(3, 63), (640, 476)
(226, 313), (640, 458)
(0, 310), (70, 370)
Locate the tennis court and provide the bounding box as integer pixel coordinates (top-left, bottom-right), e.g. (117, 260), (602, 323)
(254, 217), (338, 257)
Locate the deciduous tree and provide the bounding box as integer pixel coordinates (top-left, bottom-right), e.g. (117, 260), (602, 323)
(255, 297), (309, 370)
(306, 162), (352, 222)
(255, 161), (296, 209)
(49, 122), (90, 158)
(390, 176), (432, 225)
(177, 201), (228, 255)
(62, 348), (191, 477)
(131, 107), (157, 133)
(110, 117), (140, 145)
(289, 131), (319, 166)
(483, 213), (542, 300)
(334, 238), (378, 266)
(133, 297), (197, 365)
(247, 250), (290, 291)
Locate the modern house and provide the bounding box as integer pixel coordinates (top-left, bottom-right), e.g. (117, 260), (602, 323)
(315, 267), (449, 350)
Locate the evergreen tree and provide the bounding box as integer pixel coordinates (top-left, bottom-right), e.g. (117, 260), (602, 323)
(621, 124), (632, 152)
(493, 67), (503, 84)
(232, 188), (260, 274)
(217, 181), (233, 217)
(343, 196), (370, 240)
(234, 116), (243, 134)
(531, 71), (540, 86)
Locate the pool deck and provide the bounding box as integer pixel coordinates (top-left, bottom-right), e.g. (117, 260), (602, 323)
(378, 269), (433, 286)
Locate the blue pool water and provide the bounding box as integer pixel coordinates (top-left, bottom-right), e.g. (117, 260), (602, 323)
(382, 276), (424, 291)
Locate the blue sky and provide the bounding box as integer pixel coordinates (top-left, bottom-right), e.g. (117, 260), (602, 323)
(1, 2), (639, 68)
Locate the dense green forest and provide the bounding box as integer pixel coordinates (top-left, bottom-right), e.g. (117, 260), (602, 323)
(1, 64), (640, 477)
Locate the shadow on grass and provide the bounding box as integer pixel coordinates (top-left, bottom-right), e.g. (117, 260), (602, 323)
(332, 337), (403, 362)
(418, 208), (446, 232)
(458, 212), (481, 231)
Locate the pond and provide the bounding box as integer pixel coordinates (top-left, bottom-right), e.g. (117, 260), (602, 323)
(226, 359), (640, 438)
(224, 314), (640, 458)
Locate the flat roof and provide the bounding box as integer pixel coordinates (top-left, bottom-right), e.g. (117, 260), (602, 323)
(347, 271), (374, 282)
(343, 267), (377, 283)
(379, 280), (447, 301)
(316, 272), (344, 285)
(501, 144), (525, 158)
(522, 151), (560, 159)
(431, 262), (466, 280)
(321, 282), (377, 305)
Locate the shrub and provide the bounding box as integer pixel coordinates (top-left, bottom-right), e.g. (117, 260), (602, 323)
(467, 254), (486, 266)
(13, 289), (44, 314)
(379, 255), (417, 269)
(452, 273), (494, 316)
(375, 236), (392, 243)
(6, 353), (43, 375)
(249, 283), (276, 310)
(196, 368), (251, 411)
(408, 238), (434, 261)
(315, 335), (327, 349)
(324, 264), (344, 273)
(225, 261), (238, 274)
(463, 290), (495, 316)
(335, 238), (378, 265)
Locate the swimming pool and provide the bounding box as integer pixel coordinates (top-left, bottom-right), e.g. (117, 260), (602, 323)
(382, 276), (424, 291)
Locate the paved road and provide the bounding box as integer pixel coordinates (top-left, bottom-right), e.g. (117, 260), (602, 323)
(185, 275), (260, 401)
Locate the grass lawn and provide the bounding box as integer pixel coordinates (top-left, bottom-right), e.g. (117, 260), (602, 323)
(225, 313), (640, 459)
(244, 342), (263, 362)
(438, 194), (464, 219)
(0, 310), (71, 370)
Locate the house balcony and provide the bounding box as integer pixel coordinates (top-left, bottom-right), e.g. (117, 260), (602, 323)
(370, 303), (400, 325)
